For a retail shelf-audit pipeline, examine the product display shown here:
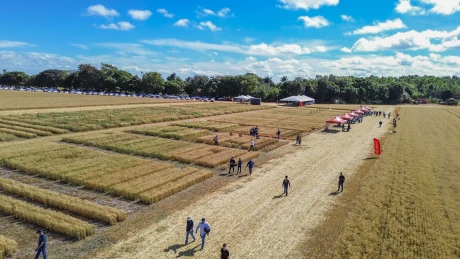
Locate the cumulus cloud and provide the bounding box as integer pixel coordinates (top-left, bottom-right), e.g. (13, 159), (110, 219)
(340, 47), (352, 53)
(141, 39), (328, 56)
(156, 8), (174, 18)
(87, 4), (119, 18)
(173, 19), (190, 27)
(97, 22), (135, 31)
(341, 14), (354, 22)
(0, 40), (35, 48)
(347, 26), (460, 52)
(346, 18), (407, 35)
(395, 0), (460, 15)
(278, 0), (339, 10)
(196, 7), (232, 17)
(128, 10), (153, 20)
(92, 43), (156, 55)
(197, 21), (222, 32)
(298, 16), (330, 28)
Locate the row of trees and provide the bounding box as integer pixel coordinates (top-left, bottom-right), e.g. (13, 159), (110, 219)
(1, 64), (459, 104)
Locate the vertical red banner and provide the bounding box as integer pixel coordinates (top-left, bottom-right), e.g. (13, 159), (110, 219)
(373, 138), (381, 155)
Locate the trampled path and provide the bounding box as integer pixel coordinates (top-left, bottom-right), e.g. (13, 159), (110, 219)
(96, 108), (393, 259)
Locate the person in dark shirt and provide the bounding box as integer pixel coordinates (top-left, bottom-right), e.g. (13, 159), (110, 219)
(337, 172), (345, 192)
(228, 157), (236, 174)
(214, 135), (219, 146)
(236, 158), (242, 175)
(185, 217), (196, 245)
(220, 243), (230, 259)
(379, 121), (382, 128)
(276, 129), (281, 139)
(246, 159), (255, 175)
(282, 176), (291, 196)
(347, 124), (351, 132)
(35, 230), (47, 259)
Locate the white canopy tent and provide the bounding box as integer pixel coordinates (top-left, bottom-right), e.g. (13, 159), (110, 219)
(280, 95), (315, 105)
(235, 95), (254, 101)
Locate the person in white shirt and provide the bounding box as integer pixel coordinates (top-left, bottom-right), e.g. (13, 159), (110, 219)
(196, 218), (211, 250)
(248, 139), (255, 152)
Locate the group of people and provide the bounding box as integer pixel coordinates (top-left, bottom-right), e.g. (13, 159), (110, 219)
(249, 126), (259, 138)
(228, 157), (255, 175)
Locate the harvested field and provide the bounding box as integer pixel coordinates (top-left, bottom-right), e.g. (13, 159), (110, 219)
(0, 103), (272, 132)
(0, 235), (17, 258)
(63, 132), (260, 168)
(0, 90), (185, 111)
(0, 194), (95, 240)
(330, 107), (460, 258)
(0, 178), (125, 225)
(0, 141), (212, 203)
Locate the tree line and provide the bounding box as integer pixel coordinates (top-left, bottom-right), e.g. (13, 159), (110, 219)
(1, 63), (459, 104)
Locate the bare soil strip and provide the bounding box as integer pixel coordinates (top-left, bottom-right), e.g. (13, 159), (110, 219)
(95, 108), (393, 258)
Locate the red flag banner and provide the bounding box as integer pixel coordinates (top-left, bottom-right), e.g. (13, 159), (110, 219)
(373, 138), (381, 155)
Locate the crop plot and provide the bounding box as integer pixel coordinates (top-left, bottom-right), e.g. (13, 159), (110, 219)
(0, 119), (68, 142)
(63, 132), (260, 168)
(0, 141), (212, 204)
(172, 121), (241, 132)
(0, 103), (272, 132)
(129, 125), (211, 140)
(0, 235), (17, 258)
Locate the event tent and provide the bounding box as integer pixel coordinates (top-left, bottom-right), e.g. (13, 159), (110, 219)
(354, 110), (364, 114)
(349, 112), (359, 117)
(326, 116), (347, 124)
(340, 114), (354, 120)
(280, 95), (315, 104)
(234, 95), (254, 101)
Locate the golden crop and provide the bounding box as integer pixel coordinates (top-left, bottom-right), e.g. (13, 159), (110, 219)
(0, 178), (125, 225)
(0, 235), (17, 258)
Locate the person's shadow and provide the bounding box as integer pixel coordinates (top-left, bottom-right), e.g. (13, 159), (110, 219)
(273, 193), (284, 199)
(176, 245), (200, 257)
(164, 243), (187, 253)
(329, 191), (339, 196)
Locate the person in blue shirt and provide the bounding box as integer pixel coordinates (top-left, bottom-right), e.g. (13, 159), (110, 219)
(35, 230), (47, 259)
(246, 159), (255, 175)
(185, 217), (196, 245)
(236, 158), (242, 175)
(228, 157), (236, 174)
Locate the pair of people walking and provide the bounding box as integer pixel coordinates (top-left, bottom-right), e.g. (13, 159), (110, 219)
(186, 217), (211, 250)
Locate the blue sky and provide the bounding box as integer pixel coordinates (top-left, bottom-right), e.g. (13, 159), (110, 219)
(1, 0), (460, 80)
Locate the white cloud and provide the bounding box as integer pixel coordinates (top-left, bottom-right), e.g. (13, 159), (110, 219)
(93, 43), (155, 55)
(0, 40), (35, 48)
(0, 51), (77, 73)
(196, 7), (232, 17)
(395, 0), (426, 15)
(87, 5), (119, 18)
(315, 46), (327, 52)
(141, 39), (327, 56)
(278, 0), (339, 10)
(298, 16), (330, 28)
(348, 26), (460, 52)
(173, 19), (190, 27)
(197, 21), (222, 32)
(156, 8), (174, 18)
(128, 10), (153, 20)
(340, 47), (352, 53)
(70, 44), (88, 50)
(395, 0), (460, 15)
(341, 14), (354, 22)
(347, 18), (407, 35)
(97, 22), (135, 31)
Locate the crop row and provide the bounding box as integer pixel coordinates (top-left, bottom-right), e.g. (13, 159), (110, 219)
(0, 133), (18, 142)
(63, 132), (259, 168)
(129, 126), (210, 140)
(0, 178), (125, 225)
(0, 141), (213, 204)
(172, 121), (241, 132)
(0, 119), (69, 134)
(0, 194), (95, 240)
(196, 133), (279, 150)
(0, 235), (17, 258)
(0, 103), (272, 132)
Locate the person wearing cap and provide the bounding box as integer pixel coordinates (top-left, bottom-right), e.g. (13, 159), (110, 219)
(196, 218), (211, 250)
(35, 230), (47, 259)
(220, 243), (230, 259)
(185, 217), (196, 245)
(337, 172), (345, 192)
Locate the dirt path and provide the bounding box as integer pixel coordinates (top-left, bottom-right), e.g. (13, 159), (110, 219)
(94, 108), (393, 259)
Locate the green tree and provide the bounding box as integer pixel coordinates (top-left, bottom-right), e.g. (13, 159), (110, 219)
(141, 72), (164, 94)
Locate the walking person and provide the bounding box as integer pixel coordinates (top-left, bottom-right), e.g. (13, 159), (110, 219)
(35, 230), (47, 259)
(214, 135), (219, 146)
(337, 172), (345, 192)
(236, 158), (242, 175)
(228, 157), (236, 174)
(248, 139), (255, 152)
(298, 134), (302, 145)
(295, 134), (300, 145)
(220, 243), (230, 259)
(277, 128), (281, 139)
(379, 121), (382, 128)
(282, 176), (291, 196)
(185, 217), (196, 245)
(393, 118), (397, 128)
(246, 159), (255, 175)
(196, 218), (211, 250)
